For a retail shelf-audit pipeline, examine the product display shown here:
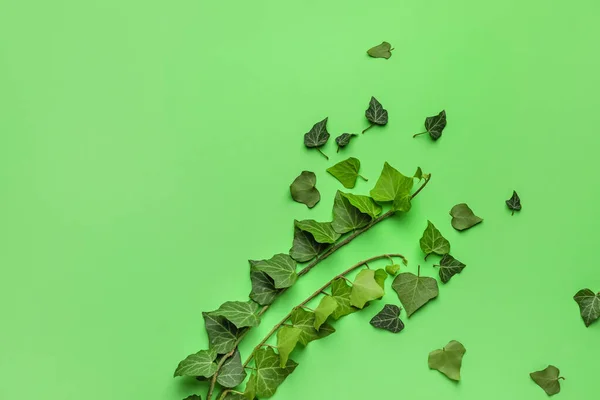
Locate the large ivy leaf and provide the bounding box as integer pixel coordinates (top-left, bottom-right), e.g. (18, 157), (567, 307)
(276, 326), (302, 368)
(313, 295), (338, 330)
(252, 254), (297, 289)
(326, 157), (366, 189)
(506, 190), (522, 215)
(350, 269), (385, 309)
(363, 96), (388, 133)
(369, 162), (414, 212)
(217, 348), (247, 388)
(428, 340), (466, 381)
(249, 270), (281, 306)
(450, 203), (483, 231)
(330, 277), (358, 319)
(289, 308), (335, 345)
(209, 301), (260, 329)
(367, 41), (393, 59)
(331, 191), (371, 234)
(203, 312), (240, 354)
(303, 117), (330, 159)
(254, 347), (298, 398)
(340, 192), (382, 218)
(174, 348), (218, 378)
(435, 254), (466, 284)
(573, 289), (600, 327)
(289, 171), (320, 209)
(289, 226), (327, 263)
(370, 304), (405, 333)
(294, 219), (341, 244)
(419, 221), (450, 259)
(392, 271), (439, 317)
(335, 133), (357, 152)
(530, 365), (565, 396)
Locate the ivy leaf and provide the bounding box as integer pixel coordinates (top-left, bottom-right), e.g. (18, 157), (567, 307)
(252, 253), (298, 289)
(217, 348), (247, 388)
(530, 365), (565, 396)
(209, 301), (260, 329)
(174, 348), (218, 378)
(326, 157), (367, 189)
(370, 162), (414, 212)
(385, 264), (400, 276)
(253, 347), (298, 398)
(363, 96), (389, 133)
(294, 219), (341, 244)
(303, 117), (330, 160)
(340, 192), (382, 218)
(414, 167), (423, 181)
(290, 307), (335, 345)
(392, 270), (439, 317)
(330, 277), (358, 319)
(374, 268), (387, 289)
(434, 254), (466, 284)
(203, 312), (240, 354)
(450, 203), (483, 231)
(335, 133), (357, 152)
(289, 226), (327, 263)
(419, 221), (450, 259)
(414, 110), (447, 140)
(573, 289), (600, 327)
(313, 295), (338, 330)
(332, 191), (371, 234)
(370, 304), (405, 333)
(506, 191), (522, 215)
(244, 373), (257, 400)
(221, 394), (244, 400)
(366, 41), (393, 59)
(289, 171), (320, 209)
(428, 340), (466, 381)
(276, 326), (302, 368)
(184, 396), (201, 400)
(350, 269), (385, 309)
(249, 270), (281, 306)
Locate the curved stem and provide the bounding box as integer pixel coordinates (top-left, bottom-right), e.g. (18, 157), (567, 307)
(317, 148), (329, 160)
(362, 124), (374, 134)
(413, 131), (427, 138)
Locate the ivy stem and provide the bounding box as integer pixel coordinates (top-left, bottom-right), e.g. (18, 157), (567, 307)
(317, 148), (329, 160)
(362, 124), (374, 134)
(413, 131), (427, 138)
(358, 174), (368, 182)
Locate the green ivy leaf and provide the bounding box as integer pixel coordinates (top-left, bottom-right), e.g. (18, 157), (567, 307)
(506, 191), (522, 215)
(335, 133), (357, 152)
(217, 348), (247, 388)
(249, 270), (281, 306)
(428, 340), (466, 381)
(330, 277), (358, 319)
(289, 171), (320, 209)
(530, 365), (565, 396)
(294, 219), (341, 244)
(326, 157), (367, 189)
(392, 271), (439, 317)
(573, 289), (600, 327)
(290, 307), (335, 345)
(313, 295), (338, 330)
(244, 373), (257, 400)
(419, 221), (450, 259)
(370, 162), (414, 212)
(363, 96), (388, 133)
(254, 347), (298, 398)
(276, 326), (302, 368)
(340, 192), (382, 218)
(350, 269), (385, 309)
(184, 395), (202, 400)
(331, 191), (371, 234)
(209, 301), (260, 329)
(450, 203), (483, 231)
(303, 117), (330, 160)
(366, 41), (393, 59)
(414, 166), (423, 181)
(202, 312), (240, 354)
(370, 304), (405, 333)
(374, 268), (387, 289)
(385, 264), (400, 276)
(252, 254), (298, 289)
(434, 254), (466, 284)
(174, 348), (218, 378)
(414, 110), (447, 140)
(289, 226), (327, 263)
(222, 394), (244, 400)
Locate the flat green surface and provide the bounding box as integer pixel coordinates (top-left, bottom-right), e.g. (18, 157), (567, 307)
(1, 0), (598, 399)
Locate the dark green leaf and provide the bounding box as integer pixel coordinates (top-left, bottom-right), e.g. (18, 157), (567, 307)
(330, 277), (358, 319)
(370, 304), (405, 333)
(385, 264), (400, 276)
(217, 348), (247, 388)
(326, 157), (366, 189)
(366, 41), (393, 59)
(290, 307), (335, 345)
(450, 203), (483, 231)
(253, 347), (298, 398)
(276, 326), (302, 368)
(203, 312), (240, 354)
(289, 226), (327, 263)
(289, 171), (320, 209)
(422, 110), (447, 140)
(332, 191), (371, 234)
(209, 301), (260, 329)
(530, 365), (565, 396)
(174, 348), (218, 378)
(363, 96), (388, 133)
(249, 270), (281, 306)
(369, 162), (414, 211)
(506, 191), (522, 215)
(184, 396), (201, 400)
(419, 221), (450, 259)
(303, 117), (330, 159)
(252, 253), (297, 289)
(340, 192), (382, 218)
(313, 295), (338, 330)
(428, 340), (466, 381)
(335, 133), (357, 152)
(573, 289), (600, 327)
(294, 219), (341, 244)
(435, 254), (466, 284)
(350, 269), (385, 309)
(392, 271), (439, 317)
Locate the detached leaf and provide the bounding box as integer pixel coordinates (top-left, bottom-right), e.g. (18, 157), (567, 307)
(332, 191), (371, 234)
(367, 41), (393, 59)
(414, 110), (447, 140)
(370, 162), (414, 211)
(249, 270), (281, 306)
(330, 277), (358, 319)
(450, 203), (483, 231)
(290, 171), (320, 208)
(276, 326), (302, 368)
(370, 304), (405, 333)
(340, 192), (382, 218)
(428, 340), (466, 381)
(335, 133), (357, 152)
(419, 221), (450, 259)
(217, 348), (247, 388)
(254, 347), (298, 398)
(392, 271), (439, 317)
(435, 254), (466, 284)
(290, 308), (335, 345)
(314, 295), (338, 330)
(363, 97), (388, 133)
(573, 289), (600, 327)
(252, 254), (298, 289)
(506, 191), (522, 215)
(295, 219), (341, 244)
(530, 365), (565, 396)
(174, 348), (218, 378)
(209, 301), (260, 329)
(303, 117), (330, 159)
(289, 227), (327, 263)
(326, 157), (367, 189)
(385, 264), (400, 276)
(203, 312), (240, 354)
(350, 269), (385, 309)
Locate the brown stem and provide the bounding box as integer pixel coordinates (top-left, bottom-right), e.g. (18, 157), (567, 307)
(413, 131), (427, 138)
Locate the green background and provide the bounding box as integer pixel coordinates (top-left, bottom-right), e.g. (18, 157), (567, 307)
(1, 0), (598, 398)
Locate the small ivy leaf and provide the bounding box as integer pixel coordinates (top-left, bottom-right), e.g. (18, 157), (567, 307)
(249, 270), (281, 306)
(294, 219), (341, 244)
(530, 365), (565, 396)
(290, 308), (335, 345)
(303, 117), (330, 159)
(370, 162), (414, 212)
(350, 269), (385, 309)
(289, 171), (320, 209)
(252, 253), (298, 289)
(174, 348), (218, 378)
(434, 254), (466, 284)
(374, 268), (387, 290)
(184, 395), (201, 400)
(276, 326), (302, 368)
(203, 313), (241, 354)
(332, 191), (371, 234)
(209, 301), (260, 329)
(217, 348), (247, 388)
(370, 304), (405, 333)
(385, 264), (400, 276)
(366, 41), (393, 59)
(419, 221), (450, 260)
(340, 192), (382, 218)
(335, 133), (357, 152)
(450, 203), (483, 231)
(244, 373), (257, 400)
(414, 110), (447, 140)
(573, 289), (600, 327)
(428, 340), (466, 381)
(289, 226), (327, 263)
(363, 97), (389, 133)
(392, 271), (439, 317)
(330, 277), (359, 319)
(326, 157), (367, 189)
(414, 166), (423, 181)
(506, 191), (522, 215)
(254, 347), (298, 398)
(314, 296), (338, 330)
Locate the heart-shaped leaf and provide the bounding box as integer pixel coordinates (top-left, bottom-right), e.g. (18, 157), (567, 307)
(363, 97), (388, 133)
(289, 226), (327, 263)
(450, 203), (483, 231)
(294, 219), (341, 244)
(428, 340), (466, 381)
(335, 133), (357, 152)
(370, 162), (414, 212)
(289, 171), (320, 209)
(370, 304), (405, 333)
(217, 348), (247, 388)
(350, 269), (385, 309)
(573, 289), (600, 327)
(506, 190), (522, 215)
(340, 192), (382, 218)
(392, 270), (439, 317)
(276, 326), (302, 368)
(327, 157), (367, 189)
(202, 312), (241, 354)
(303, 117), (330, 159)
(313, 295), (338, 330)
(249, 270), (281, 306)
(530, 365), (565, 396)
(332, 191), (371, 234)
(209, 301), (260, 329)
(414, 110), (447, 140)
(434, 254), (466, 284)
(174, 348), (218, 378)
(252, 253), (298, 289)
(253, 347), (298, 398)
(366, 41), (393, 59)
(419, 221), (450, 259)
(385, 264), (400, 276)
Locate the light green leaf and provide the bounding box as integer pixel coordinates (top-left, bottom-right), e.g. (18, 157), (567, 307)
(369, 162), (414, 211)
(428, 340), (466, 381)
(254, 347), (298, 398)
(374, 268), (387, 289)
(289, 171), (320, 209)
(392, 271), (439, 317)
(350, 269), (385, 309)
(252, 254), (297, 289)
(450, 203), (483, 231)
(530, 365), (565, 396)
(331, 191), (371, 234)
(244, 373), (257, 400)
(294, 219), (341, 244)
(249, 271), (280, 306)
(289, 226), (327, 263)
(330, 278), (358, 319)
(209, 301), (260, 329)
(419, 221), (450, 259)
(573, 289), (600, 327)
(217, 348), (247, 388)
(174, 348), (218, 378)
(313, 296), (338, 330)
(326, 157), (366, 189)
(435, 254), (466, 284)
(203, 312), (240, 354)
(290, 308), (335, 345)
(414, 167), (423, 181)
(385, 264), (400, 276)
(276, 326), (302, 368)
(340, 192), (382, 218)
